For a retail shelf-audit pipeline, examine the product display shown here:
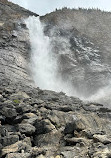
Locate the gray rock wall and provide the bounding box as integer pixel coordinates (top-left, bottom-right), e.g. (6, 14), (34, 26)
(0, 0), (38, 87)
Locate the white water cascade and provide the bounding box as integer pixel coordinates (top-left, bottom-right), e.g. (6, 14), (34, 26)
(25, 16), (75, 95)
(25, 16), (56, 90)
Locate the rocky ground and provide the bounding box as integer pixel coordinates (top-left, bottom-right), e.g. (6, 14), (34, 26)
(0, 1), (111, 158)
(0, 83), (111, 158)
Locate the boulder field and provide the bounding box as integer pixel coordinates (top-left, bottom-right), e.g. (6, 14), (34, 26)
(0, 83), (111, 158)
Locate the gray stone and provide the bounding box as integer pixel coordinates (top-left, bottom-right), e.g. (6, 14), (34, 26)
(2, 140), (32, 156)
(5, 153), (31, 158)
(34, 131), (61, 147)
(35, 119), (56, 135)
(0, 126), (8, 137)
(93, 134), (111, 144)
(16, 104), (35, 114)
(1, 107), (17, 120)
(18, 123), (36, 135)
(0, 94), (3, 101)
(1, 135), (19, 147)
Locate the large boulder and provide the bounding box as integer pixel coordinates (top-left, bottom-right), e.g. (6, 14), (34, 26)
(34, 119), (56, 135)
(0, 135), (19, 147)
(17, 123), (36, 135)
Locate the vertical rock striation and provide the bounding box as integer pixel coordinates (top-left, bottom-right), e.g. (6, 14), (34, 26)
(0, 0), (38, 87)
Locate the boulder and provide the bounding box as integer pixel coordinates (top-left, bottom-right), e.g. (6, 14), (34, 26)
(3, 125), (17, 132)
(10, 91), (30, 100)
(35, 119), (56, 135)
(17, 123), (36, 135)
(2, 140), (32, 156)
(0, 135), (19, 147)
(16, 104), (35, 114)
(21, 113), (38, 125)
(64, 115), (85, 134)
(93, 134), (111, 144)
(22, 117), (37, 125)
(1, 107), (17, 121)
(34, 131), (61, 147)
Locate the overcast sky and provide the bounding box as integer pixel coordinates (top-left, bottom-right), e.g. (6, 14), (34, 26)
(9, 0), (111, 15)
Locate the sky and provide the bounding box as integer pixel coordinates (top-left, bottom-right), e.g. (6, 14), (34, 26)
(9, 0), (111, 15)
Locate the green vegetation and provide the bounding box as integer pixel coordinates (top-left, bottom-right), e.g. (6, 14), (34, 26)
(13, 99), (20, 104)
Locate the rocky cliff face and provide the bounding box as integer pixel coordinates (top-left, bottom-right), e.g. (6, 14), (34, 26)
(0, 0), (38, 87)
(0, 1), (111, 158)
(41, 8), (111, 100)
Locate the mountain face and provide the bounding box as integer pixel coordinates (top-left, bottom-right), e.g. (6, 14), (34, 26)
(0, 1), (111, 158)
(41, 9), (111, 102)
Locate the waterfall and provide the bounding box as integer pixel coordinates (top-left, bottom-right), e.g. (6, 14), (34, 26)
(25, 16), (56, 90)
(25, 16), (74, 95)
